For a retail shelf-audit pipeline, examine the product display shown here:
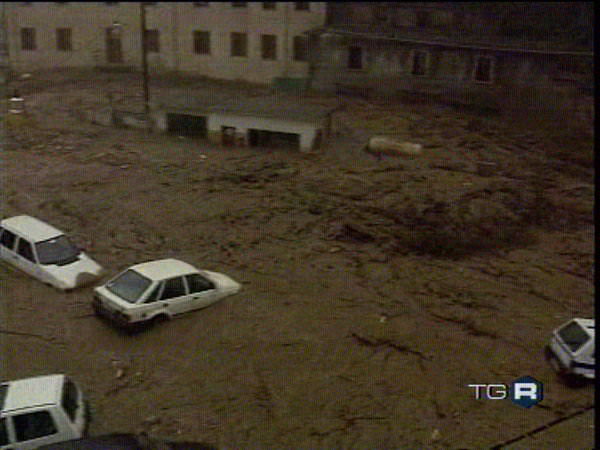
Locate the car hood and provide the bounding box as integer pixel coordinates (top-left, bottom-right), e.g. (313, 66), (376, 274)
(43, 253), (104, 289)
(202, 270), (241, 293)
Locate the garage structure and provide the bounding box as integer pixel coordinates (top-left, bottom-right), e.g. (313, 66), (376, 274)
(153, 96), (338, 153)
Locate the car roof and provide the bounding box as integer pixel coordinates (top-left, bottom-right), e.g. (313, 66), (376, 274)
(1, 215), (63, 242)
(1, 374), (64, 413)
(130, 259), (198, 281)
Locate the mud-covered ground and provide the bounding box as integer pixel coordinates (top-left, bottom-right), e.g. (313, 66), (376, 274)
(1, 70), (594, 449)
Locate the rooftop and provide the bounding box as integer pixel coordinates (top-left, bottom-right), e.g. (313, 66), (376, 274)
(1, 374), (64, 413)
(1, 215), (64, 242)
(315, 26), (594, 56)
(131, 258), (198, 281)
(156, 94), (340, 124)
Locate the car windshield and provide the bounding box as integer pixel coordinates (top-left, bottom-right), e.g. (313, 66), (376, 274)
(558, 321), (591, 353)
(106, 269), (152, 303)
(35, 235), (80, 265)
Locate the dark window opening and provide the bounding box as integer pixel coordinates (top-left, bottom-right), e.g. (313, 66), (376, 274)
(61, 378), (79, 422)
(0, 229), (17, 250)
(262, 2), (276, 10)
(160, 277), (186, 300)
(416, 10), (430, 28)
(166, 113), (207, 137)
(105, 28), (123, 63)
(186, 274), (215, 293)
(17, 238), (36, 262)
(474, 56), (493, 82)
(0, 418), (8, 446)
(411, 50), (428, 76)
(14, 411), (58, 441)
(145, 29), (160, 53)
(193, 30), (210, 55)
(261, 34), (277, 60)
(348, 46), (362, 69)
(56, 28), (72, 51)
(293, 35), (308, 61)
(144, 283), (163, 303)
(231, 32), (247, 57)
(231, 2), (247, 7)
(21, 28), (36, 51)
(295, 2), (309, 10)
(194, 2), (209, 6)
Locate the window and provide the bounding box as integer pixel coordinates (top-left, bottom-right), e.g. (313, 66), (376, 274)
(231, 2), (247, 7)
(0, 229), (17, 250)
(411, 50), (428, 76)
(106, 2), (118, 5)
(348, 46), (362, 69)
(295, 2), (309, 10)
(145, 29), (159, 53)
(160, 277), (186, 299)
(0, 418), (8, 446)
(262, 2), (276, 9)
(230, 32), (247, 57)
(186, 274), (215, 293)
(144, 282), (163, 303)
(106, 269), (152, 303)
(61, 378), (79, 422)
(416, 10), (430, 28)
(14, 411), (57, 441)
(17, 238), (35, 262)
(473, 56), (493, 83)
(21, 28), (36, 51)
(193, 2), (209, 6)
(56, 28), (72, 51)
(0, 229), (16, 250)
(193, 30), (210, 54)
(105, 28), (123, 63)
(293, 35), (308, 61)
(261, 34), (277, 60)
(558, 321), (590, 353)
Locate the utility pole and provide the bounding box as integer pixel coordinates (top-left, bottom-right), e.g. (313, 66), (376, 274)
(140, 2), (149, 118)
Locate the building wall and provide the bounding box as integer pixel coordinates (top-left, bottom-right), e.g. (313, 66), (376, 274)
(5, 2), (326, 83)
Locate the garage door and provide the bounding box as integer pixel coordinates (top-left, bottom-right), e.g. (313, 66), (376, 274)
(248, 129), (300, 150)
(167, 114), (207, 137)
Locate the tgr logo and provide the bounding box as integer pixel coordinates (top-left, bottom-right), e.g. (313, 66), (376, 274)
(468, 375), (544, 408)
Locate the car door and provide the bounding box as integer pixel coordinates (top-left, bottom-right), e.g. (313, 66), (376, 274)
(15, 237), (42, 281)
(0, 228), (18, 267)
(158, 276), (192, 315)
(185, 273), (217, 310)
(10, 411), (61, 450)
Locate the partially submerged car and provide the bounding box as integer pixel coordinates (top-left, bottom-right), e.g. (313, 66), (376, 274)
(36, 433), (217, 449)
(0, 216), (103, 290)
(546, 318), (595, 382)
(0, 374), (88, 450)
(93, 259), (241, 328)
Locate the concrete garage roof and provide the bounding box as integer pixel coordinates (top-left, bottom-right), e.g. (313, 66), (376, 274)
(155, 94), (340, 124)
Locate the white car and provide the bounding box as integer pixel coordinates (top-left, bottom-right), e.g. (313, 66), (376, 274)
(0, 216), (103, 291)
(0, 374), (88, 450)
(546, 318), (595, 382)
(92, 259), (241, 328)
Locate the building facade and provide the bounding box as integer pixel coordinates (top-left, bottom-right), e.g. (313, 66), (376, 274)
(5, 2), (326, 84)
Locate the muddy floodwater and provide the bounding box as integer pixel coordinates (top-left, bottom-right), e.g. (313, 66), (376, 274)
(1, 70), (594, 449)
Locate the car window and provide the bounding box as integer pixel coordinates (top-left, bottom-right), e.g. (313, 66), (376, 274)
(0, 418), (9, 446)
(61, 378), (79, 422)
(0, 229), (17, 250)
(186, 273), (215, 293)
(35, 235), (80, 265)
(144, 282), (163, 303)
(17, 238), (36, 262)
(106, 269), (153, 303)
(14, 411), (58, 441)
(558, 321), (591, 353)
(160, 277), (186, 300)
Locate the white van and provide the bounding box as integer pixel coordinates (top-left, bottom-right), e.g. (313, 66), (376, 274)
(546, 318), (595, 381)
(0, 216), (103, 290)
(0, 375), (88, 449)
